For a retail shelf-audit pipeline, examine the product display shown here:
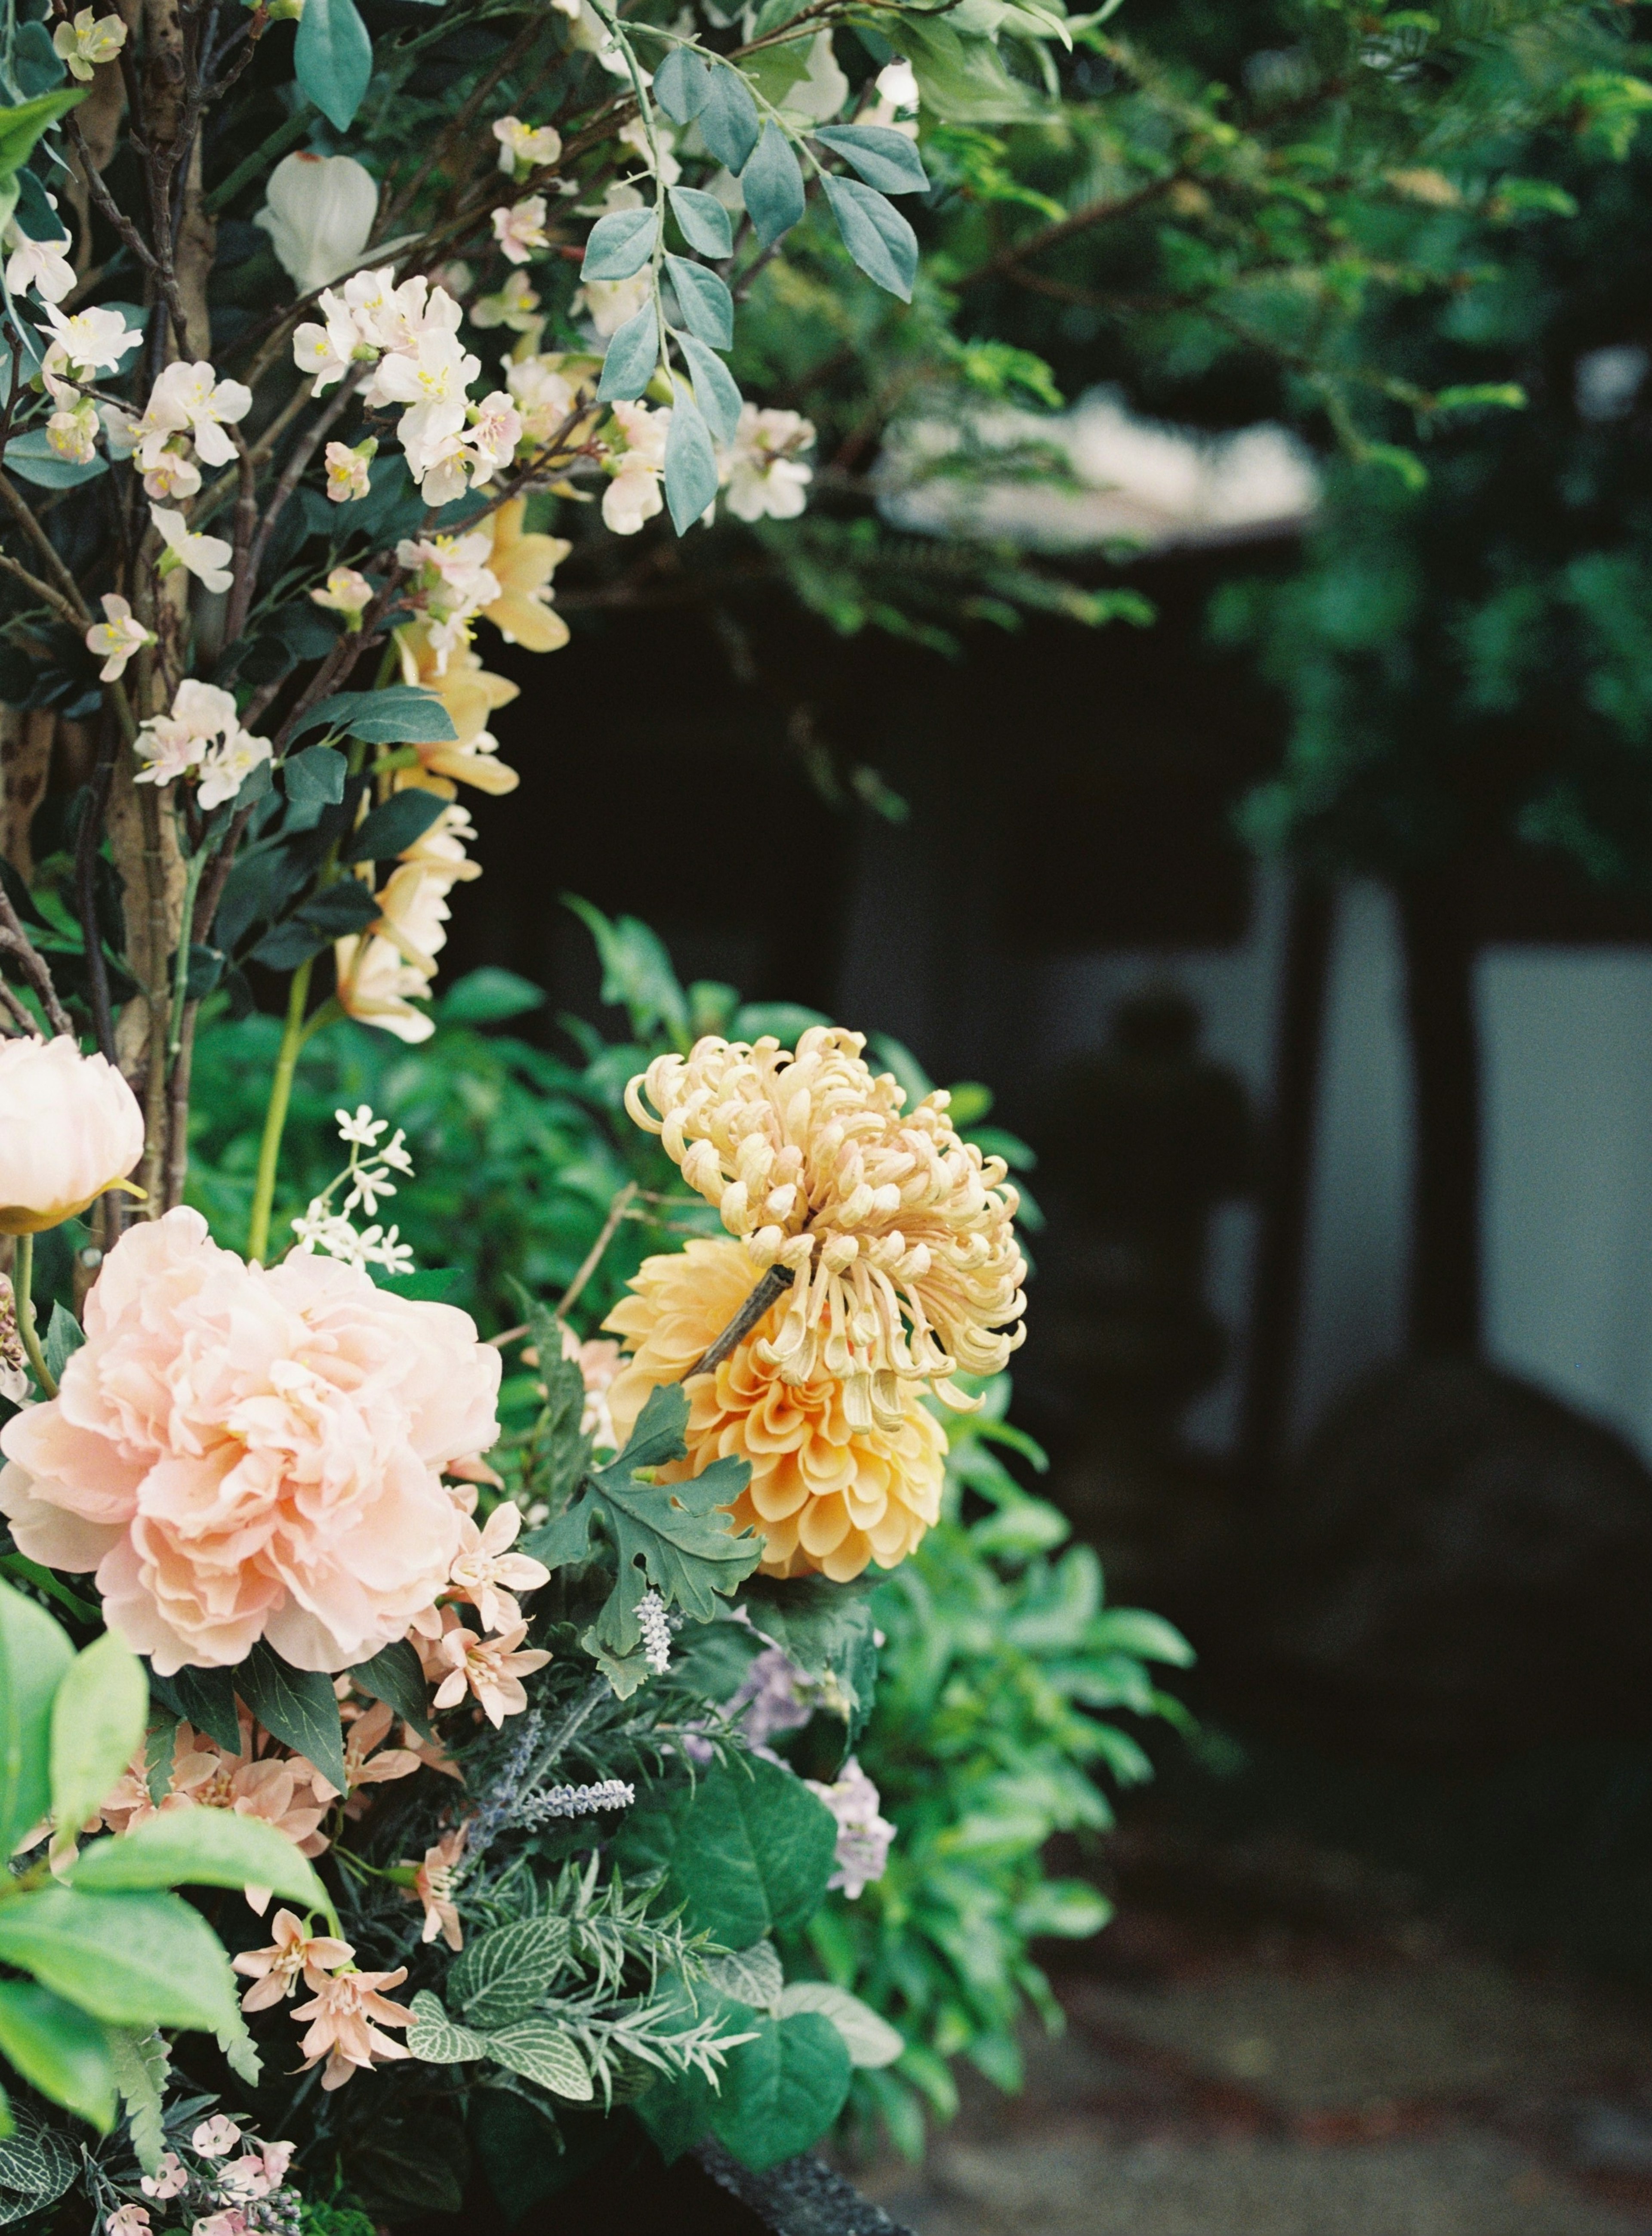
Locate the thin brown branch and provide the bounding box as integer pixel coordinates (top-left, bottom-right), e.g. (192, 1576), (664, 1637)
(681, 1262), (793, 1381)
(0, 886), (74, 1039)
(954, 169), (1187, 290)
(0, 473), (92, 622)
(227, 364), (367, 642)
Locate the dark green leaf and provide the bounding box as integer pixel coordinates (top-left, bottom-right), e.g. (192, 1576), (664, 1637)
(698, 66), (760, 173)
(664, 389), (719, 534)
(347, 1638), (431, 1738)
(616, 1754), (835, 1947)
(709, 2011), (851, 2169)
(674, 334), (742, 448)
(741, 1576), (878, 1744)
(250, 879), (380, 969)
(163, 1664), (240, 1754)
(668, 185), (733, 258)
(581, 207), (657, 282)
(597, 298), (660, 404)
(348, 789), (448, 862)
(0, 1887), (239, 2032)
(436, 967), (543, 1023)
(293, 0), (373, 131)
(635, 2061), (716, 2162)
(237, 1642), (346, 1794)
(42, 1306), (82, 1391)
(562, 895), (688, 1040)
(821, 174), (917, 300)
(370, 1266), (459, 1300)
(814, 124), (930, 195)
(898, 17), (1041, 124)
(449, 1918), (570, 2027)
(664, 254), (733, 349)
(0, 1982), (116, 2130)
(653, 45), (711, 126)
(751, 0), (809, 33)
(283, 745), (348, 808)
(291, 686), (457, 745)
(0, 2105), (75, 2207)
(0, 1580), (72, 1859)
(739, 124), (805, 247)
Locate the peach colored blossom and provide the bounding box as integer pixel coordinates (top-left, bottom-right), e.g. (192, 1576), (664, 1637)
(445, 1502), (549, 1633)
(139, 2155), (186, 2201)
(312, 1695), (422, 1813)
(406, 1823), (466, 1949)
(402, 1716), (464, 1783)
(606, 1239), (946, 1581)
(232, 1908), (354, 2012)
(191, 2116), (241, 2158)
(430, 1612), (549, 1727)
(292, 1965), (413, 2089)
(0, 1208), (499, 1672)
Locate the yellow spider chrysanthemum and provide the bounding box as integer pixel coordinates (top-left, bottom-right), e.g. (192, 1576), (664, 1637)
(624, 1028), (1026, 1433)
(604, 1238), (946, 1581)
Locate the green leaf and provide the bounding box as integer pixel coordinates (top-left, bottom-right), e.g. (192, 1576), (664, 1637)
(813, 124), (929, 195)
(292, 685), (457, 746)
(436, 967), (543, 1024)
(0, 91), (87, 188)
(163, 1663), (240, 1754)
(562, 895), (689, 1041)
(49, 1631), (147, 1851)
(750, 0), (809, 33)
(3, 430), (106, 489)
(697, 65), (760, 173)
(43, 1306), (83, 1392)
(348, 1638), (431, 1739)
(598, 298), (660, 403)
(293, 0), (373, 131)
(617, 1754), (836, 1948)
(1014, 1876), (1112, 1939)
(0, 1580), (73, 1858)
(0, 1887), (239, 2033)
(676, 332), (743, 447)
(280, 740), (346, 804)
(0, 1983), (116, 2129)
(635, 2061), (717, 2162)
(664, 254), (734, 350)
(0, 2106), (75, 2210)
(741, 1575), (878, 1740)
(1089, 1608), (1194, 1665)
(236, 1642), (346, 1794)
(664, 388), (720, 534)
(898, 18), (1041, 123)
(106, 2027), (169, 2175)
(774, 1982), (902, 2068)
(449, 1918), (571, 2028)
(739, 124), (806, 247)
(71, 1808), (329, 1912)
(653, 45), (711, 126)
(485, 2017), (592, 2100)
(582, 207), (658, 281)
(700, 1940), (783, 2013)
(709, 2011), (851, 2169)
(348, 788), (449, 863)
(668, 185), (733, 258)
(406, 1989), (487, 2064)
(821, 174), (917, 300)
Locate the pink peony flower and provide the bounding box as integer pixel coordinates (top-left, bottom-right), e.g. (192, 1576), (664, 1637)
(0, 1208), (500, 1671)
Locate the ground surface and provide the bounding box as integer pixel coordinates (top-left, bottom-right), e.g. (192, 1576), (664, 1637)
(848, 1820), (1652, 2236)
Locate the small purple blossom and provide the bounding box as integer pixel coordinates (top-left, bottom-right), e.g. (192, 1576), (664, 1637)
(805, 1757), (895, 1899)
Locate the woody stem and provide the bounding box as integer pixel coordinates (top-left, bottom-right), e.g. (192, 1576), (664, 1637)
(681, 1262), (794, 1382)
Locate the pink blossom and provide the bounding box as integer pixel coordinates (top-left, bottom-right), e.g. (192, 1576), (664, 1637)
(430, 1612), (550, 1727)
(139, 2153), (187, 2201)
(446, 1502), (549, 1632)
(292, 1965), (413, 2089)
(191, 2116), (241, 2158)
(232, 1907), (354, 2012)
(191, 2213), (247, 2236)
(0, 1209), (500, 1672)
(106, 2207), (151, 2236)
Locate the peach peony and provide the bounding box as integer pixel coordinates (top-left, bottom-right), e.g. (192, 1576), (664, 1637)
(0, 1035), (145, 1234)
(0, 1208), (499, 1672)
(605, 1238), (946, 1581)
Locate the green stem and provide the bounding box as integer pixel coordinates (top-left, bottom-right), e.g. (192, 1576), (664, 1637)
(12, 1232), (54, 1399)
(247, 958), (314, 1265)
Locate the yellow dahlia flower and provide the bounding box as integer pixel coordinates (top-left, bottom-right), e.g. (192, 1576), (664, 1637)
(604, 1238), (945, 1581)
(624, 1028), (1026, 1434)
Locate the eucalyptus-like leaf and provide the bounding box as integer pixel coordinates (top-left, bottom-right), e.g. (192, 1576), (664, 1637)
(663, 388), (721, 534)
(821, 173), (918, 300)
(581, 207), (658, 282)
(668, 185), (734, 259)
(597, 298), (660, 402)
(740, 124), (806, 247)
(664, 254), (734, 350)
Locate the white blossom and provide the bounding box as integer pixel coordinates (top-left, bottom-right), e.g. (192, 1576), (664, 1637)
(151, 506), (235, 594)
(493, 116), (562, 176)
(574, 271), (652, 338)
(492, 197), (552, 266)
(324, 439), (374, 502)
(52, 6), (126, 80)
(85, 593), (155, 682)
(722, 405), (814, 523)
(601, 400), (668, 535)
(46, 400), (97, 463)
(254, 151), (378, 294)
(472, 270), (542, 332)
(4, 226), (74, 305)
(135, 359), (253, 469)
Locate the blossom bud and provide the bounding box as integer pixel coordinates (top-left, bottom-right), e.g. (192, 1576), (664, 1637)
(0, 1037), (145, 1233)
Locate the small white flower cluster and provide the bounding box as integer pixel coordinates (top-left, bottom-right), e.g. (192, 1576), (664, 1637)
(293, 268), (522, 506)
(105, 359), (253, 500)
(637, 1587), (673, 1676)
(33, 302), (142, 465)
(290, 1104), (416, 1274)
(133, 678), (272, 809)
(395, 529), (501, 671)
(515, 1777), (635, 1826)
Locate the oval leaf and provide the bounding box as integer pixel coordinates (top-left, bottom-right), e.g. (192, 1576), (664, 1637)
(486, 2017), (593, 2101)
(0, 1580), (73, 1859)
(291, 685), (457, 746)
(0, 1982), (117, 2130)
(49, 1633), (147, 1856)
(581, 207), (658, 282)
(813, 124), (930, 195)
(597, 297), (660, 403)
(739, 123), (806, 247)
(774, 1982), (903, 2067)
(709, 2011), (851, 2170)
(653, 46), (711, 126)
(668, 185), (733, 259)
(676, 332), (743, 448)
(663, 389), (719, 534)
(70, 1810), (328, 1913)
(820, 174), (917, 300)
(237, 1643), (346, 1795)
(698, 66), (760, 173)
(3, 430), (106, 489)
(348, 788), (449, 863)
(293, 0), (372, 133)
(0, 1887), (239, 2034)
(664, 254), (734, 350)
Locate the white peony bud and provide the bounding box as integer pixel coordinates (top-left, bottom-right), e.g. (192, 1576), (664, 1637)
(254, 152), (379, 296)
(0, 1037), (144, 1233)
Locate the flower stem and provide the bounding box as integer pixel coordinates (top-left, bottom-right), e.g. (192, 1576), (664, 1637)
(12, 1232), (55, 1399)
(681, 1261), (793, 1381)
(247, 957), (314, 1265)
